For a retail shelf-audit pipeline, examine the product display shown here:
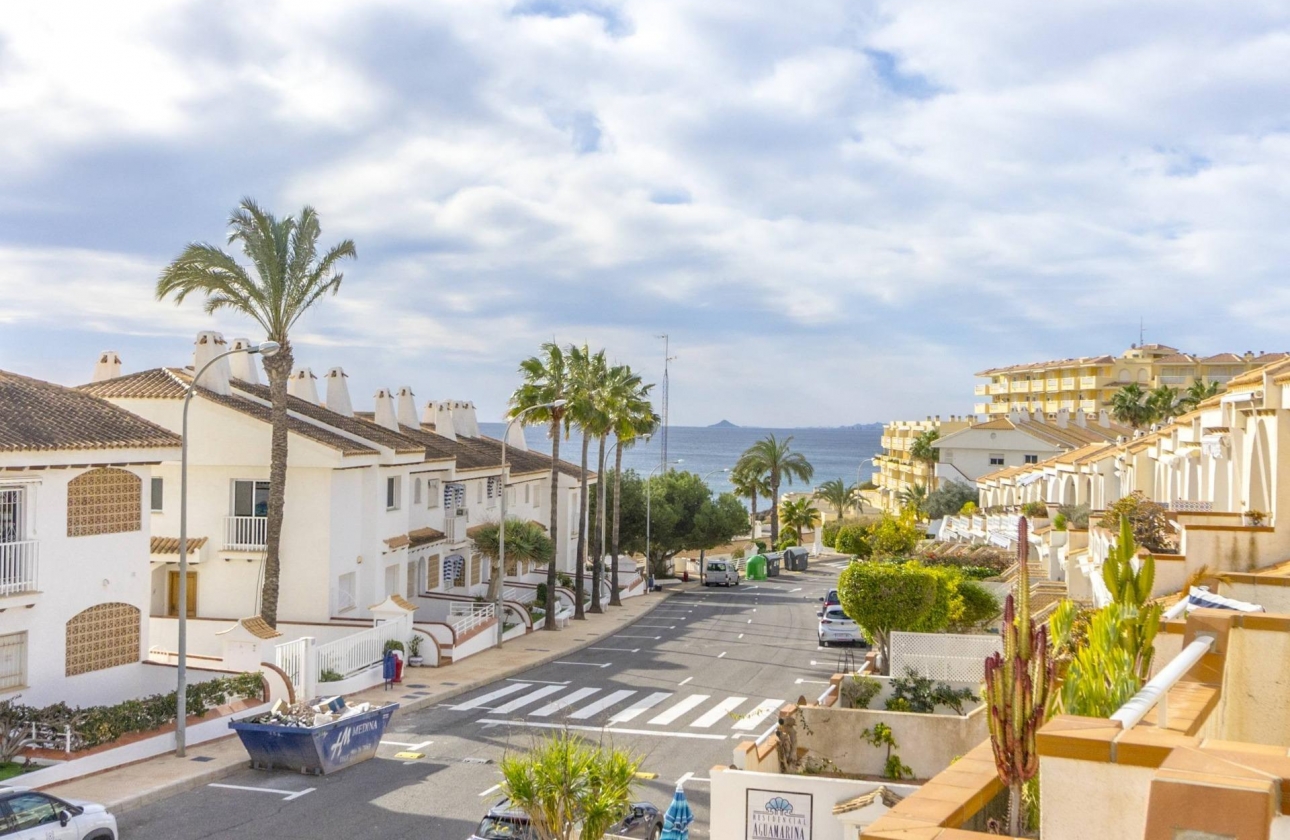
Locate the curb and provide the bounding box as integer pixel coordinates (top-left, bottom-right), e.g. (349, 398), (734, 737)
(99, 588), (686, 813)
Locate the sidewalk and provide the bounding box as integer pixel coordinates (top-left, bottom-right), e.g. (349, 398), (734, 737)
(43, 585), (690, 814)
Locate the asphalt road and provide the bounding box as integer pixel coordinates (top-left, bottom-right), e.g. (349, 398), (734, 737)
(120, 561), (853, 840)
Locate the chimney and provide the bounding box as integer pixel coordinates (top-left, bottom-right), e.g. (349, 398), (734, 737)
(505, 415), (529, 451)
(92, 351), (121, 383)
(192, 331), (231, 396)
(1031, 410), (1044, 423)
(1056, 408), (1069, 429)
(396, 386), (419, 429)
(288, 368), (319, 404)
(1008, 409), (1022, 424)
(453, 400), (480, 438)
(373, 388), (398, 431)
(1099, 409), (1111, 428)
(1075, 408), (1087, 427)
(430, 401), (457, 441)
(227, 339), (261, 385)
(324, 368), (353, 416)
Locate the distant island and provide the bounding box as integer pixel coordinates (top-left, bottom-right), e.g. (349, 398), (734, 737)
(839, 422), (884, 430)
(708, 419), (739, 428)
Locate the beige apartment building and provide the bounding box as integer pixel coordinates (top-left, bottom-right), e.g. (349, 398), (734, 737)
(973, 343), (1288, 419)
(873, 415), (972, 511)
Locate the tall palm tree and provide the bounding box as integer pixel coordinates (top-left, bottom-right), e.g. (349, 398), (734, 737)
(779, 497), (821, 544)
(736, 434), (814, 546)
(1109, 383), (1153, 430)
(607, 372), (656, 607)
(897, 482), (930, 518)
(511, 343), (573, 631)
(813, 478), (858, 521)
(157, 199), (355, 627)
(1146, 385), (1182, 424)
(476, 519), (554, 604)
(1179, 378), (1222, 412)
(564, 345), (608, 621)
(583, 354), (616, 615)
(730, 461), (771, 536)
(909, 429), (941, 492)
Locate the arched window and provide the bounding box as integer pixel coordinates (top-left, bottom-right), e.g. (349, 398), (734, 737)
(66, 603), (140, 676)
(67, 468), (141, 537)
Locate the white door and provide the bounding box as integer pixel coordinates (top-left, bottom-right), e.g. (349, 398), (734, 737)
(384, 564), (399, 599)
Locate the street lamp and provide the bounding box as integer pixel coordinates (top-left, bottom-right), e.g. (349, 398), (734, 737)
(498, 400), (567, 645)
(645, 458), (682, 586)
(176, 339), (279, 757)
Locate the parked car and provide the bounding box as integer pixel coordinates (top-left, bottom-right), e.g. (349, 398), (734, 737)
(703, 559), (740, 587)
(0, 786), (117, 839)
(820, 588), (840, 607)
(817, 604), (866, 647)
(471, 798), (663, 840)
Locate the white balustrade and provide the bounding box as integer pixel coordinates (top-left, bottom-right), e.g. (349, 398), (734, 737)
(0, 540), (38, 596)
(224, 516), (267, 550)
(274, 637), (310, 694)
(450, 602), (495, 636)
(315, 614), (412, 679)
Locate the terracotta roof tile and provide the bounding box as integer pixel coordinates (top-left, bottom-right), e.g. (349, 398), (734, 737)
(234, 380), (426, 455)
(239, 616), (281, 640)
(392, 594), (417, 612)
(78, 368), (188, 400)
(409, 527), (446, 547)
(150, 536), (208, 554)
(2, 370), (181, 453)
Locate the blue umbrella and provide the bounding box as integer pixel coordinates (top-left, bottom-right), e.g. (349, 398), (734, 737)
(660, 782), (694, 840)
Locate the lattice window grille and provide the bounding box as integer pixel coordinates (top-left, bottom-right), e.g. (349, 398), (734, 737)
(65, 603), (140, 676)
(889, 631), (1001, 683)
(67, 468), (141, 537)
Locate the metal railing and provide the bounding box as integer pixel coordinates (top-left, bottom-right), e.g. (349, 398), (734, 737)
(445, 512), (468, 543)
(274, 637), (309, 694)
(450, 602), (495, 636)
(224, 516), (267, 550)
(0, 540), (38, 596)
(1110, 636), (1214, 730)
(316, 617), (411, 679)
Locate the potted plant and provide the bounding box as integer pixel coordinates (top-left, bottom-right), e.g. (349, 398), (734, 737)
(1245, 509), (1268, 527)
(407, 635), (423, 667)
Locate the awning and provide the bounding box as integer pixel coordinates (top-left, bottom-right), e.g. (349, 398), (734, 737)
(1018, 473), (1044, 487)
(1163, 586), (1264, 620)
(150, 536), (207, 562)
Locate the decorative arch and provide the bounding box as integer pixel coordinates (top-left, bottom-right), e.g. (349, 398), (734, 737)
(1247, 423), (1273, 515)
(67, 468), (141, 537)
(66, 602), (141, 676)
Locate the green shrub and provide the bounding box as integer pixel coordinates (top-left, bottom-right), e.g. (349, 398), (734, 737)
(535, 583), (548, 606)
(868, 513), (921, 557)
(960, 501), (977, 515)
(849, 675), (882, 710)
(885, 668), (977, 715)
(951, 580), (1001, 630)
(383, 639), (404, 655)
(319, 668), (343, 682)
(1057, 503), (1090, 530)
(1053, 512), (1068, 531)
(557, 573), (574, 589)
(732, 547), (746, 560)
(834, 523), (871, 557)
(754, 540), (767, 553)
(776, 533), (798, 550)
(927, 482), (978, 519)
(1022, 501), (1048, 518)
(1097, 492), (1175, 553)
(822, 519), (842, 548)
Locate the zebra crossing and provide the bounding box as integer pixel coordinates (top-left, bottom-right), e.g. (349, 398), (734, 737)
(451, 682), (784, 736)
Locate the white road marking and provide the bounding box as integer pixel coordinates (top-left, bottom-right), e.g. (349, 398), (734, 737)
(617, 635), (663, 639)
(794, 678), (831, 685)
(451, 683), (531, 710)
(592, 647), (641, 652)
(747, 619), (753, 624)
(609, 692), (673, 723)
(717, 651), (727, 659)
(790, 587), (802, 592)
(569, 690), (637, 719)
(737, 633), (745, 639)
(633, 624), (677, 629)
(491, 685), (566, 714)
(479, 719), (728, 741)
(648, 695), (711, 726)
(479, 784), (502, 797)
(690, 696), (746, 728)
(552, 660), (612, 668)
(532, 687), (601, 716)
(732, 699), (785, 731)
(677, 772), (712, 785)
(208, 783), (314, 801)
(678, 677), (693, 686)
(380, 739), (433, 750)
(506, 677), (570, 685)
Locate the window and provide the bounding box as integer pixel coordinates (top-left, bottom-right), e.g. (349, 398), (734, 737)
(386, 477), (401, 510)
(65, 603), (140, 676)
(413, 478), (422, 506)
(1024, 454), (1039, 464)
(337, 572), (356, 613)
(989, 454), (1005, 466)
(426, 479), (440, 508)
(477, 482), (484, 504)
(0, 632), (27, 692)
(5, 792), (62, 831)
(426, 555), (441, 590)
(233, 480), (270, 518)
(150, 477), (164, 512)
(525, 485), (531, 505)
(67, 467), (142, 537)
(407, 558), (425, 597)
(0, 487), (23, 543)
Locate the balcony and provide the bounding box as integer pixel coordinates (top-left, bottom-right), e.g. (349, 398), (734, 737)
(1012, 381), (1030, 393)
(1160, 374), (1191, 385)
(1080, 375), (1098, 389)
(1080, 399), (1097, 413)
(1046, 379), (1060, 392)
(988, 383), (1008, 394)
(444, 510), (468, 543)
(1061, 377), (1076, 389)
(0, 540), (38, 596)
(973, 384), (988, 396)
(973, 402), (989, 415)
(224, 516), (267, 550)
(986, 403), (1008, 415)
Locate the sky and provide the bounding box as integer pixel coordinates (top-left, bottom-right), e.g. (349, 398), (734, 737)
(3, 1), (1290, 427)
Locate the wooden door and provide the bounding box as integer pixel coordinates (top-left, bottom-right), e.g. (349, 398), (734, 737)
(167, 571), (197, 618)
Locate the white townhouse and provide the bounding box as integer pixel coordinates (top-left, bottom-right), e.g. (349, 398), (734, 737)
(80, 333), (587, 658)
(0, 367), (181, 706)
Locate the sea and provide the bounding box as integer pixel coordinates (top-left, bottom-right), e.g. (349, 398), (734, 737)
(478, 423), (885, 500)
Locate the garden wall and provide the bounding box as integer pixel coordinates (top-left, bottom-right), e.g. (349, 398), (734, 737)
(796, 702), (989, 780)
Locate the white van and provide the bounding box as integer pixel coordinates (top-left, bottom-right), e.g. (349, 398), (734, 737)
(704, 559), (739, 587)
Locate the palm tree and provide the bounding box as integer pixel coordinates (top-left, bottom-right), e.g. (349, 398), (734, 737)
(607, 372), (656, 607)
(565, 345), (608, 621)
(909, 429), (941, 492)
(475, 518), (554, 604)
(511, 343), (573, 631)
(780, 497), (822, 544)
(736, 434), (814, 546)
(157, 199), (355, 627)
(1146, 385), (1182, 424)
(1179, 378), (1222, 412)
(582, 355), (616, 615)
(814, 478), (858, 521)
(1109, 383), (1153, 429)
(730, 461), (770, 536)
(897, 482), (930, 518)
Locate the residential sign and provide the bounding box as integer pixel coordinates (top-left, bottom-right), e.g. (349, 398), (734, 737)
(746, 789), (811, 840)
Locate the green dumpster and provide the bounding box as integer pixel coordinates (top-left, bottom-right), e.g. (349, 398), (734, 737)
(745, 554), (768, 580)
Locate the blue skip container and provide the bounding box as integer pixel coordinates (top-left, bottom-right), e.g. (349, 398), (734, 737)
(229, 703), (399, 775)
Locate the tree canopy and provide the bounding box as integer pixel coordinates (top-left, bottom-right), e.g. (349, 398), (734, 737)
(927, 481), (978, 519)
(837, 560), (964, 673)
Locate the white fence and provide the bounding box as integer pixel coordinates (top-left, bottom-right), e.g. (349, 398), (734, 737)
(274, 637), (309, 696)
(224, 515), (267, 550)
(316, 616), (411, 679)
(0, 540), (38, 595)
(450, 602), (495, 636)
(889, 631), (1001, 683)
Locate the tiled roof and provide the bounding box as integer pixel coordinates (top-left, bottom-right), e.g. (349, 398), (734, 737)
(409, 527), (446, 547)
(233, 380), (426, 455)
(79, 368), (188, 399)
(201, 388), (379, 456)
(2, 370), (181, 453)
(151, 536), (208, 554)
(238, 616), (281, 640)
(392, 594), (417, 612)
(941, 415), (1126, 452)
(1200, 353), (1243, 364)
(1156, 354), (1197, 365)
(976, 354), (1116, 376)
(1052, 441), (1115, 466)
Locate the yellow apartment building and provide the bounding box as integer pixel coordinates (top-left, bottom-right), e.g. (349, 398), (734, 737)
(873, 415), (972, 511)
(973, 343), (1287, 419)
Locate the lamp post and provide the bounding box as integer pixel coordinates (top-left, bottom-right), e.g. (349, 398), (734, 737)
(176, 339), (279, 758)
(645, 458), (682, 586)
(498, 400), (566, 647)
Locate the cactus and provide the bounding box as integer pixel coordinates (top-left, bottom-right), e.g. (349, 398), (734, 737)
(1100, 514), (1162, 682)
(984, 516), (1056, 836)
